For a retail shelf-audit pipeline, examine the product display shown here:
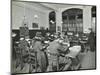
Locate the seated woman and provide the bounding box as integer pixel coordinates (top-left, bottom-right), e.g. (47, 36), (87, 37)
(31, 32), (48, 72)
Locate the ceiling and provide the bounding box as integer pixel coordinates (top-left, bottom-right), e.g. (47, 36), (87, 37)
(40, 3), (78, 10)
(12, 1), (85, 13)
(12, 1), (96, 17)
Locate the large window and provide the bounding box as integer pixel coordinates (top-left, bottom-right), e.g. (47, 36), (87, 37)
(62, 8), (83, 33)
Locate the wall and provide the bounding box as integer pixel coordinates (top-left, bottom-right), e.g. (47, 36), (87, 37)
(92, 17), (96, 33)
(12, 2), (49, 30)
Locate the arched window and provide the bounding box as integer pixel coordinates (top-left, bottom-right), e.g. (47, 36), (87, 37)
(62, 8), (83, 33)
(49, 11), (56, 32)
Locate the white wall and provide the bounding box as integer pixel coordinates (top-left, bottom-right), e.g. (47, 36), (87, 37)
(12, 2), (49, 30)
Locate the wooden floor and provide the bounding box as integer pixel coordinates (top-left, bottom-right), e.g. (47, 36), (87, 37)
(80, 51), (96, 69)
(11, 50), (96, 74)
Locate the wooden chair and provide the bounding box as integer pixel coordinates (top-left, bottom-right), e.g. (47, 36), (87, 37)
(28, 49), (37, 73)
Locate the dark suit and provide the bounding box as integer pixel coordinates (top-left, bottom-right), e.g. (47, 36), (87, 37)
(88, 31), (95, 52)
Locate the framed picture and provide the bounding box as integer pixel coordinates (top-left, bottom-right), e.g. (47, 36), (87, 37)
(32, 23), (38, 28)
(11, 0), (96, 75)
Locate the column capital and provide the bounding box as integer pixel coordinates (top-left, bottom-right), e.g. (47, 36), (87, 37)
(83, 6), (92, 10)
(55, 8), (62, 13)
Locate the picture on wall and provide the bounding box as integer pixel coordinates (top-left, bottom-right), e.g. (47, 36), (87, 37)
(32, 23), (38, 28)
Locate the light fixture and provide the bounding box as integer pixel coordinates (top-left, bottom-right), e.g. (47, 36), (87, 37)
(22, 16), (28, 27)
(21, 2), (28, 27)
(12, 32), (16, 37)
(50, 20), (55, 24)
(34, 15), (38, 19)
(61, 21), (63, 24)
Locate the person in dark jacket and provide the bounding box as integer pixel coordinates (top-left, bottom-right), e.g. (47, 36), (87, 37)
(88, 29), (95, 52)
